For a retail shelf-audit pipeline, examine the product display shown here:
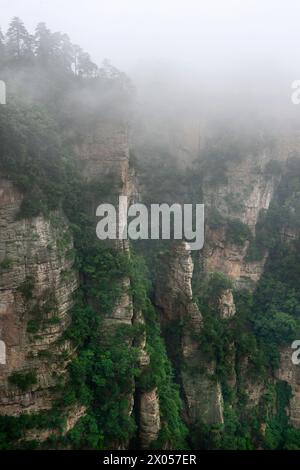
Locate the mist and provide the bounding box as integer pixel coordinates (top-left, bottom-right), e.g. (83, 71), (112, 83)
(2, 1), (300, 86)
(2, 0), (300, 164)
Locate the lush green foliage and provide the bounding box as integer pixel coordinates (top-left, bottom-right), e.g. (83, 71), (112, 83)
(8, 371), (37, 392)
(0, 99), (75, 217)
(192, 227), (300, 449)
(250, 239), (300, 368)
(0, 410), (65, 449)
(132, 259), (188, 449)
(226, 219), (253, 246)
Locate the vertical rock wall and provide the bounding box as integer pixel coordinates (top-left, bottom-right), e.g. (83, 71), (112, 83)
(155, 242), (224, 426)
(0, 179), (78, 416)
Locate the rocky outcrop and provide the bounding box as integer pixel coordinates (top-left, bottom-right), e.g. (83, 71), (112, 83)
(0, 106), (144, 447)
(276, 346), (300, 428)
(202, 153), (280, 288)
(156, 242), (224, 426)
(134, 310), (150, 369)
(0, 179), (78, 416)
(139, 388), (161, 449)
(74, 119), (130, 182)
(202, 225), (268, 289)
(133, 309), (161, 448)
(204, 153), (278, 229)
(22, 404), (86, 443)
(75, 115), (163, 449)
(3, 92), (300, 448)
(218, 289), (236, 319)
(199, 149), (300, 423)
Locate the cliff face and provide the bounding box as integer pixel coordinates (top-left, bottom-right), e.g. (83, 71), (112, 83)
(204, 153), (276, 229)
(74, 119), (131, 184)
(2, 96), (300, 448)
(0, 100), (166, 448)
(155, 242), (224, 427)
(199, 144), (300, 435)
(202, 225), (267, 289)
(73, 117), (162, 449)
(276, 347), (300, 428)
(151, 139), (300, 441)
(139, 387), (161, 449)
(160, 152), (277, 426)
(202, 153), (280, 289)
(0, 179), (78, 417)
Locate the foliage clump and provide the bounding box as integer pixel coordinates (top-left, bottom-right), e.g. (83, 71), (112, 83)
(8, 371), (37, 392)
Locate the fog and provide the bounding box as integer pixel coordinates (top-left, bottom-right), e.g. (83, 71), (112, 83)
(1, 0), (300, 72)
(2, 0), (300, 155)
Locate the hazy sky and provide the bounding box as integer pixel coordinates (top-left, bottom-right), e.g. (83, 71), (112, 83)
(1, 1), (300, 146)
(1, 0), (300, 75)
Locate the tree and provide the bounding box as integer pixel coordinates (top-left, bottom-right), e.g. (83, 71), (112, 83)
(100, 59), (132, 89)
(6, 17), (33, 60)
(52, 32), (74, 72)
(73, 44), (82, 76)
(73, 45), (98, 77)
(34, 22), (54, 64)
(0, 28), (4, 57)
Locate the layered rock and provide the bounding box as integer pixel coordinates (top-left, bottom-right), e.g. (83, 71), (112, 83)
(133, 309), (161, 448)
(0, 179), (78, 417)
(74, 119), (130, 181)
(75, 115), (162, 449)
(21, 404), (86, 443)
(202, 153), (281, 288)
(199, 150), (300, 428)
(156, 242), (224, 426)
(218, 289), (236, 319)
(139, 388), (161, 449)
(276, 346), (300, 428)
(202, 224), (268, 289)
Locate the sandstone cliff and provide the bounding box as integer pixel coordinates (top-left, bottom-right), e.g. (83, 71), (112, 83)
(0, 179), (78, 425)
(155, 242), (224, 427)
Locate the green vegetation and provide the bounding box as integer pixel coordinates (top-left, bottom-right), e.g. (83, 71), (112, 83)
(8, 371), (37, 392)
(2, 15), (300, 453)
(224, 193), (243, 212)
(226, 219), (253, 246)
(251, 239), (300, 368)
(27, 319), (40, 334)
(247, 156), (300, 261)
(130, 256), (188, 449)
(0, 18), (144, 450)
(0, 258), (13, 269)
(204, 272), (233, 301)
(0, 99), (77, 218)
(61, 252), (187, 450)
(17, 276), (35, 300)
(0, 410), (65, 450)
(192, 225), (300, 448)
(199, 130), (273, 187)
(263, 382), (291, 449)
